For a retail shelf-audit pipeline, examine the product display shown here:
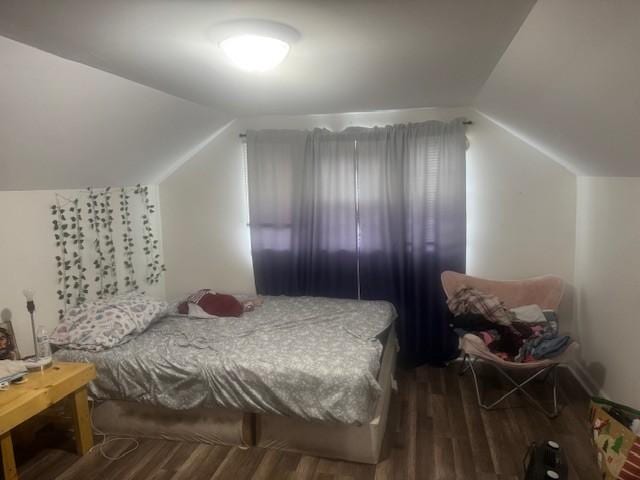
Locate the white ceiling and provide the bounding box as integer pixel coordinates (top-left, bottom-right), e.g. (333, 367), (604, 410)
(475, 0), (640, 176)
(0, 36), (230, 190)
(0, 0), (535, 116)
(2, 0), (638, 189)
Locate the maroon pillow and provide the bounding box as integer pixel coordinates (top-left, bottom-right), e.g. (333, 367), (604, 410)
(178, 290), (244, 318)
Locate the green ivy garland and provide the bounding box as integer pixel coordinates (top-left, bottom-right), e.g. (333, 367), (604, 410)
(52, 185), (164, 313)
(51, 202), (71, 319)
(51, 196), (88, 319)
(70, 198), (89, 305)
(119, 188), (138, 291)
(100, 188), (118, 296)
(134, 184), (165, 284)
(87, 187), (108, 298)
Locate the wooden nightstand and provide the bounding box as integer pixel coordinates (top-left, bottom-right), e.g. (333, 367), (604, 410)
(0, 362), (96, 480)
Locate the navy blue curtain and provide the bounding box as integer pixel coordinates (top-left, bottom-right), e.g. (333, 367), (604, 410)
(247, 120), (466, 366)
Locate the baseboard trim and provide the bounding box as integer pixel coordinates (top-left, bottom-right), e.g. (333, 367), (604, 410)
(562, 361), (606, 399)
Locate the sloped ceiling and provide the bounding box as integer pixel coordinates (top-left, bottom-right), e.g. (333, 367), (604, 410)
(1, 0), (638, 189)
(0, 36), (231, 190)
(475, 0), (640, 176)
(0, 0), (535, 116)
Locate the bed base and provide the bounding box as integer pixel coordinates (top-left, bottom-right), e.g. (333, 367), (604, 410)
(91, 327), (398, 464)
(92, 401), (253, 447)
(255, 327), (397, 464)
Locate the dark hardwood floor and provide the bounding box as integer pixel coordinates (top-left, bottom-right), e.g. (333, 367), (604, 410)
(12, 363), (601, 480)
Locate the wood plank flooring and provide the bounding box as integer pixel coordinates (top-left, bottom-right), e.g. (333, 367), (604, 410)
(11, 363), (601, 480)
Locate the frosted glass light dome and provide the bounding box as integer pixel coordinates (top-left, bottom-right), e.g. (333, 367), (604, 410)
(220, 34), (290, 72)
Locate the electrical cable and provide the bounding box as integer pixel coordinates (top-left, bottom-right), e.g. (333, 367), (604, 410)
(88, 399), (139, 461)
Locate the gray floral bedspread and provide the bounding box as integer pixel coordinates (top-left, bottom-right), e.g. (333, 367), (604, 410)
(54, 296), (396, 425)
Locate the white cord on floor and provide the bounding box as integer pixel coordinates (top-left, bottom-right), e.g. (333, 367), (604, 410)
(88, 399), (140, 461)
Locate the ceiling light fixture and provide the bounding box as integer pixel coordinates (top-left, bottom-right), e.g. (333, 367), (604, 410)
(220, 35), (289, 72)
(209, 19), (300, 73)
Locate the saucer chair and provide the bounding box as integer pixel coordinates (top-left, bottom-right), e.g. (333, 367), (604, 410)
(441, 271), (579, 418)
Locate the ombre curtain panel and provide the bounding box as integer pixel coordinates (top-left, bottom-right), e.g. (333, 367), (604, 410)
(246, 119), (466, 365)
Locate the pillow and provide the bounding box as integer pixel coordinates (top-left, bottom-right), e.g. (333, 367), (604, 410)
(50, 293), (167, 352)
(177, 290), (244, 318)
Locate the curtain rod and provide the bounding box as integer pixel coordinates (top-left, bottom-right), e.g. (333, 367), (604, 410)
(238, 120), (473, 138)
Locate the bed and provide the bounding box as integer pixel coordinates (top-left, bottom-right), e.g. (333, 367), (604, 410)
(54, 295), (398, 463)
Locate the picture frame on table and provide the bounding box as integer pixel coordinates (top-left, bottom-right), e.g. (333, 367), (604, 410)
(0, 319), (20, 360)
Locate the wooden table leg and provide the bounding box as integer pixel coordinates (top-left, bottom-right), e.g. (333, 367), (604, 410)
(1, 431), (18, 480)
(70, 387), (93, 455)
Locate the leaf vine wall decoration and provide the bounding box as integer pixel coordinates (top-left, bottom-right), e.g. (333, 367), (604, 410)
(100, 188), (118, 296)
(51, 202), (71, 319)
(119, 188), (138, 291)
(135, 184), (165, 284)
(87, 187), (107, 298)
(51, 185), (165, 314)
(70, 198), (89, 306)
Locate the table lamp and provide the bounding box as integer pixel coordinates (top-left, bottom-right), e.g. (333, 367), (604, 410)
(23, 289), (52, 370)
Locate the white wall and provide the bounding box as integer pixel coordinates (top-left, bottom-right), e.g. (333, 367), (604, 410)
(0, 187), (165, 356)
(574, 177), (640, 403)
(475, 0), (640, 176)
(465, 111), (576, 283)
(159, 121), (256, 299)
(0, 36), (230, 191)
(160, 107), (577, 310)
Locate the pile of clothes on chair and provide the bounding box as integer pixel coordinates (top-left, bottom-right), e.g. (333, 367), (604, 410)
(447, 286), (571, 362)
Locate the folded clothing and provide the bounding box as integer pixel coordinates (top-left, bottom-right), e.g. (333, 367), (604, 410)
(448, 286), (571, 362)
(176, 291), (264, 318)
(447, 286), (516, 326)
(515, 325), (571, 362)
(178, 290), (244, 317)
(470, 319), (568, 362)
(450, 313), (495, 332)
(451, 313), (533, 358)
(50, 293), (168, 352)
(510, 304), (548, 323)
